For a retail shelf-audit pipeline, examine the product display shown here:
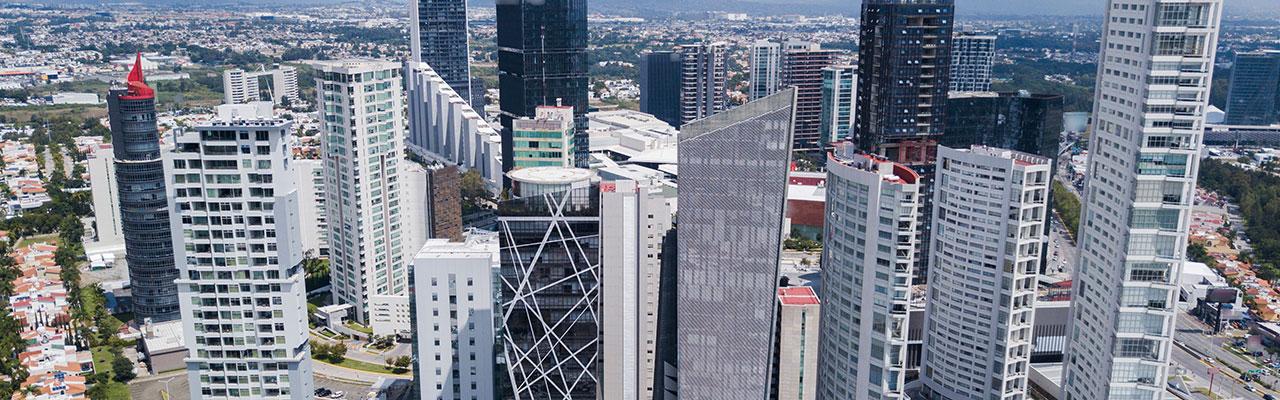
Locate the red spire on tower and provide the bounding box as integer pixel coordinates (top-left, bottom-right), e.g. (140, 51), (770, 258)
(122, 52), (155, 100)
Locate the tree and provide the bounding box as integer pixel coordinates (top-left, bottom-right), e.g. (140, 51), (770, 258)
(111, 354), (136, 382)
(386, 355), (412, 373)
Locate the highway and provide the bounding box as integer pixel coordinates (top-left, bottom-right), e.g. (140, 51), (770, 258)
(1173, 311), (1276, 400)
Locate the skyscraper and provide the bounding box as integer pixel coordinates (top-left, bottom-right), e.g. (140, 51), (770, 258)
(820, 65), (857, 149)
(169, 103), (313, 399)
(678, 42), (729, 126)
(856, 0), (954, 163)
(772, 287), (821, 400)
(316, 60), (407, 323)
(677, 88), (796, 400)
(920, 145), (1051, 400)
(497, 0), (589, 171)
(782, 41), (841, 152)
(410, 0), (471, 103)
(107, 53), (180, 321)
(601, 179), (674, 400)
(498, 167), (600, 399)
(405, 62), (503, 190)
(750, 40), (783, 101)
(1224, 50), (1280, 126)
(815, 142), (922, 400)
(1062, 1), (1223, 398)
(943, 91), (1064, 162)
(410, 232), (499, 400)
(639, 51), (683, 127)
(949, 33), (997, 92)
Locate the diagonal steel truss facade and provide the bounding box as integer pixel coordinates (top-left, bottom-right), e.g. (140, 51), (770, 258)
(498, 186), (601, 399)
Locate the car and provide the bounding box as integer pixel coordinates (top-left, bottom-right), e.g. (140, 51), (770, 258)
(329, 391), (345, 399)
(1244, 384), (1256, 392)
(1262, 394), (1275, 400)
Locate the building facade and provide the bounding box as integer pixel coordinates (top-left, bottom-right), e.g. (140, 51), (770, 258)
(677, 42), (729, 126)
(410, 0), (471, 104)
(222, 65), (300, 105)
(1062, 1), (1223, 398)
(639, 51), (683, 128)
(949, 33), (997, 92)
(86, 144), (124, 255)
(496, 0), (589, 170)
(856, 0), (954, 163)
(316, 60), (407, 324)
(750, 39), (783, 101)
(943, 91), (1064, 162)
(410, 233), (499, 400)
(601, 179), (674, 400)
(782, 41), (841, 152)
(405, 62), (503, 191)
(920, 146), (1051, 400)
(774, 286), (821, 400)
(676, 88), (796, 400)
(1224, 50), (1280, 126)
(107, 53), (180, 321)
(511, 105), (575, 169)
(498, 169), (600, 399)
(169, 104), (313, 399)
(291, 159), (329, 257)
(815, 143), (922, 400)
(820, 65), (857, 149)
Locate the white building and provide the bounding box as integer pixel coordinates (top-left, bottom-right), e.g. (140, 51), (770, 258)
(317, 60), (408, 324)
(292, 159), (328, 257)
(949, 33), (997, 92)
(776, 286), (821, 400)
(223, 65), (301, 105)
(512, 105), (575, 169)
(368, 294), (411, 338)
(1062, 1), (1223, 399)
(601, 179), (674, 400)
(405, 61), (503, 191)
(749, 39), (782, 100)
(86, 143), (124, 256)
(920, 146), (1051, 400)
(168, 103), (313, 399)
(816, 142), (923, 400)
(410, 232), (499, 400)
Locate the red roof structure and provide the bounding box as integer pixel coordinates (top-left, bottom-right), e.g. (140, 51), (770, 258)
(777, 286), (820, 306)
(122, 52), (155, 100)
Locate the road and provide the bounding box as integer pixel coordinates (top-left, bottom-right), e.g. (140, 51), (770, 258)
(1174, 311), (1276, 400)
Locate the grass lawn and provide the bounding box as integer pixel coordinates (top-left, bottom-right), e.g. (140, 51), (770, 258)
(15, 233), (61, 249)
(345, 321), (372, 335)
(98, 381), (131, 399)
(91, 346), (116, 376)
(319, 358), (409, 376)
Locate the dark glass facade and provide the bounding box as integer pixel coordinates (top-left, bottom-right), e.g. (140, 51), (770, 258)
(413, 0), (472, 102)
(676, 88), (796, 400)
(498, 185), (600, 399)
(856, 0), (955, 158)
(640, 51), (682, 127)
(107, 87), (180, 321)
(943, 92), (1063, 161)
(1225, 50), (1280, 126)
(497, 0), (590, 171)
(782, 48), (840, 152)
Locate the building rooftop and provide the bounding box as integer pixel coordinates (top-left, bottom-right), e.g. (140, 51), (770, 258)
(830, 141), (919, 184)
(141, 319), (186, 353)
(778, 286), (820, 306)
(507, 167), (595, 186)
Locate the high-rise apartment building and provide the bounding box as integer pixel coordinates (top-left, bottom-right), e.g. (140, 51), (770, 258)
(1224, 50), (1280, 126)
(497, 0), (589, 170)
(920, 146), (1051, 400)
(677, 42), (729, 126)
(107, 53), (180, 321)
(86, 144), (124, 255)
(511, 105), (575, 169)
(782, 41), (841, 152)
(409, 232), (499, 400)
(410, 0), (471, 104)
(856, 0), (954, 163)
(169, 103), (313, 399)
(316, 60), (407, 323)
(222, 65), (300, 105)
(815, 142), (922, 400)
(820, 65), (857, 149)
(677, 88), (796, 400)
(773, 286), (821, 400)
(639, 51), (683, 127)
(498, 167), (600, 399)
(601, 179), (674, 400)
(949, 33), (997, 92)
(1063, 1), (1223, 398)
(405, 62), (503, 191)
(750, 40), (783, 101)
(292, 159), (329, 257)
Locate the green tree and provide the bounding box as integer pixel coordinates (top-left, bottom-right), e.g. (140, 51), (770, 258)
(111, 354), (136, 382)
(386, 355), (412, 373)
